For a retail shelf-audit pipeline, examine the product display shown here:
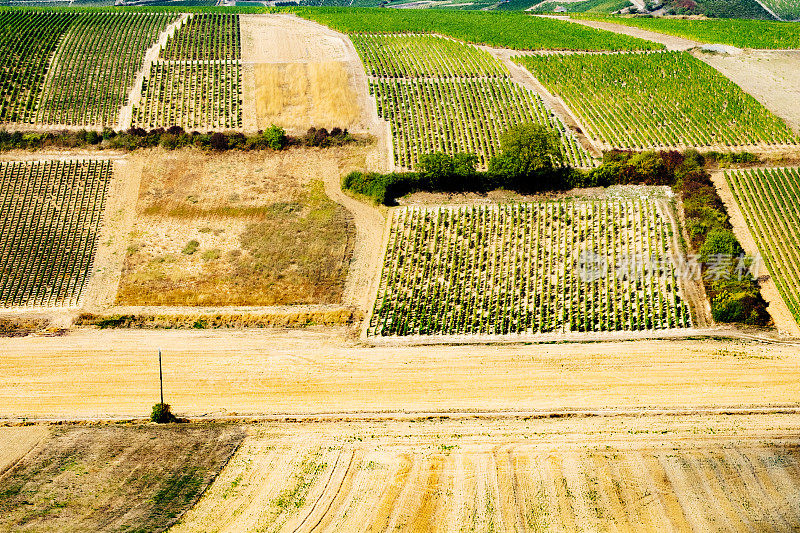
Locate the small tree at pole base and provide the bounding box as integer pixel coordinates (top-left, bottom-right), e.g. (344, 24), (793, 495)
(151, 349), (176, 423)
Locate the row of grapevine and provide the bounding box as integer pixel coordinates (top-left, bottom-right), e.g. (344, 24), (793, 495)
(134, 13), (243, 130)
(0, 12), (77, 124)
(35, 13), (175, 128)
(369, 199), (692, 337)
(515, 52), (798, 150)
(353, 33), (593, 169)
(133, 60), (242, 130)
(371, 78), (591, 168)
(725, 167), (800, 326)
(160, 13), (241, 61)
(0, 159), (113, 308)
(351, 33), (507, 79)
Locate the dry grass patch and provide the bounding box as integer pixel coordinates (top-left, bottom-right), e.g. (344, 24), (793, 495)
(0, 424), (244, 533)
(255, 62), (361, 132)
(116, 148), (362, 307)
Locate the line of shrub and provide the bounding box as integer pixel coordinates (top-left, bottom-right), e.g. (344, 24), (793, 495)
(344, 125), (768, 326)
(0, 125), (358, 152)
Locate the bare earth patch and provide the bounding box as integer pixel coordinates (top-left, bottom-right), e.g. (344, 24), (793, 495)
(240, 14), (376, 135)
(1, 329), (799, 418)
(116, 148), (365, 307)
(174, 416), (800, 532)
(0, 424), (243, 532)
(0, 425), (47, 477)
(697, 50), (800, 134)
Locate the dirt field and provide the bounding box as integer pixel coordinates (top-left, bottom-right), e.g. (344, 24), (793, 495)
(1, 329), (799, 419)
(240, 14), (375, 135)
(173, 415), (800, 532)
(697, 50), (800, 134)
(0, 425), (47, 476)
(115, 148), (364, 307)
(0, 424), (243, 532)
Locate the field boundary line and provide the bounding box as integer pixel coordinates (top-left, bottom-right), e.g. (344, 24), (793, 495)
(6, 406), (800, 425)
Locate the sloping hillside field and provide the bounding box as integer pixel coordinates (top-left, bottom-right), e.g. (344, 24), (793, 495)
(725, 167), (800, 327)
(370, 194), (692, 337)
(0, 160), (113, 308)
(516, 51), (798, 150)
(353, 33), (592, 168)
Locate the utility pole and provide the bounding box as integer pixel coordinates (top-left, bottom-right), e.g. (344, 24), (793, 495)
(159, 349), (164, 405)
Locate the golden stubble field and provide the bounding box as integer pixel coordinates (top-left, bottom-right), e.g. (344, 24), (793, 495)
(170, 415), (800, 532)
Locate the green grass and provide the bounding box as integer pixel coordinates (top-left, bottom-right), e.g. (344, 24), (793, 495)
(572, 15), (800, 48)
(530, 0), (632, 13)
(294, 8), (663, 50)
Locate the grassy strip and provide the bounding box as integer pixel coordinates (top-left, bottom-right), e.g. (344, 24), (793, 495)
(294, 8), (663, 51)
(76, 308), (362, 329)
(571, 15), (800, 48)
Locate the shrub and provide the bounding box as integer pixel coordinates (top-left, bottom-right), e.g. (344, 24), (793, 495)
(150, 403), (176, 423)
(182, 240), (199, 255)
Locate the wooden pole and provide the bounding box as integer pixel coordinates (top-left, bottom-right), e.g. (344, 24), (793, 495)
(159, 349), (164, 405)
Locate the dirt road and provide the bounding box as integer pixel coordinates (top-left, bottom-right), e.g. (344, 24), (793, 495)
(2, 329), (799, 419)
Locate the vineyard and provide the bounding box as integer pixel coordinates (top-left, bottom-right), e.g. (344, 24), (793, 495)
(134, 13), (243, 130)
(759, 0), (800, 20)
(0, 160), (113, 308)
(295, 8), (662, 51)
(0, 12), (77, 124)
(350, 33), (507, 78)
(725, 167), (800, 327)
(516, 51), (798, 150)
(574, 15), (800, 48)
(354, 34), (592, 168)
(134, 60), (242, 130)
(369, 198), (691, 337)
(36, 12), (175, 127)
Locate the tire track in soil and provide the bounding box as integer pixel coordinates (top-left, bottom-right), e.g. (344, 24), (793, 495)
(303, 450), (357, 533)
(625, 451), (685, 533)
(290, 449), (345, 533)
(547, 455), (578, 532)
(682, 451), (746, 532)
(700, 449), (761, 530)
(409, 454), (445, 532)
(656, 452), (717, 532)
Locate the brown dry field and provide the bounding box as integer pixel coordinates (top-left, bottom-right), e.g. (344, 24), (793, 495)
(254, 62), (361, 133)
(0, 424), (243, 532)
(173, 416), (800, 532)
(240, 14), (377, 135)
(116, 148), (366, 307)
(1, 329), (800, 419)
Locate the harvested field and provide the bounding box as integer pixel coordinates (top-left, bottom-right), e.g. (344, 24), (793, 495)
(116, 148), (363, 307)
(0, 424), (244, 532)
(253, 62), (360, 132)
(173, 415), (800, 532)
(240, 14), (374, 134)
(0, 425), (47, 476)
(1, 329), (800, 418)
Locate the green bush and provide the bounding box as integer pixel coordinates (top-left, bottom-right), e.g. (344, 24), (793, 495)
(150, 403), (176, 423)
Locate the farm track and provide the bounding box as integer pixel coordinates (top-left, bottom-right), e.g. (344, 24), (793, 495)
(166, 416), (800, 532)
(2, 329), (800, 420)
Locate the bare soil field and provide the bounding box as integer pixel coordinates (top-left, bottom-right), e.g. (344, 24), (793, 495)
(240, 14), (374, 135)
(1, 329), (799, 419)
(0, 425), (47, 476)
(0, 424), (243, 532)
(173, 415), (800, 532)
(116, 148), (364, 307)
(697, 50), (800, 134)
